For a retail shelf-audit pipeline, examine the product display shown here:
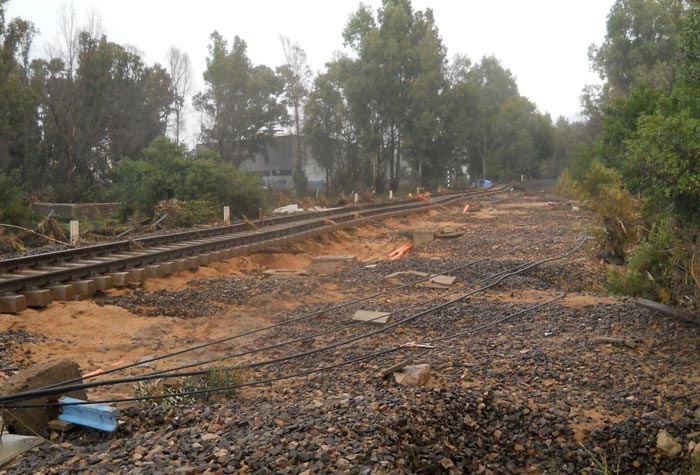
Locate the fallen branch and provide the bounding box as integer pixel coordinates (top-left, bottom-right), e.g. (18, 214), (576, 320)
(636, 298), (700, 326)
(376, 358), (414, 379)
(0, 223), (70, 245)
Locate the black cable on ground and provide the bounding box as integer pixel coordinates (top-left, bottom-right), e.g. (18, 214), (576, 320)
(0, 236), (585, 407)
(135, 254), (537, 380)
(1, 256), (533, 404)
(39, 239), (530, 392)
(4, 293), (565, 408)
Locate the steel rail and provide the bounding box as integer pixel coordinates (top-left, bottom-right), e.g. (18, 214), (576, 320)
(0, 187), (510, 294)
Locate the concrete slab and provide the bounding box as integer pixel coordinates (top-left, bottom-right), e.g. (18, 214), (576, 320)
(0, 294), (27, 314)
(0, 433), (44, 467)
(308, 255), (357, 273)
(69, 280), (96, 297)
(386, 271), (430, 280)
(263, 269), (310, 279)
(184, 257), (199, 270)
(430, 275), (456, 286)
(351, 310), (392, 325)
(412, 229), (434, 246)
(197, 254), (211, 266)
(106, 272), (130, 287)
(127, 268), (146, 283)
(418, 275), (457, 289)
(48, 284), (76, 301)
(21, 290), (52, 308)
(92, 275), (113, 291)
(209, 251), (223, 262)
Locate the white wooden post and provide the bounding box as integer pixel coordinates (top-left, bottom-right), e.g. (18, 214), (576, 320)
(70, 220), (79, 245)
(354, 193), (359, 203)
(223, 206), (231, 225)
(389, 190), (393, 200)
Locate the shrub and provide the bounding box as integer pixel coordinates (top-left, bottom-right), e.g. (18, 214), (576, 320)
(112, 137), (265, 222)
(0, 170), (36, 226)
(609, 218), (700, 306)
(561, 161), (639, 264)
(133, 367), (243, 406)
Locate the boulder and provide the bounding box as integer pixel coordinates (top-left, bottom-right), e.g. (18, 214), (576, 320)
(0, 360), (86, 436)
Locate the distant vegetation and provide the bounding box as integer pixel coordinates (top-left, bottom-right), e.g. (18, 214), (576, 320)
(4, 0), (698, 310)
(0, 0), (573, 228)
(560, 0), (700, 308)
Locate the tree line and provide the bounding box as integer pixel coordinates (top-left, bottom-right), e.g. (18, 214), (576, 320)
(0, 0), (572, 225)
(564, 0), (700, 307)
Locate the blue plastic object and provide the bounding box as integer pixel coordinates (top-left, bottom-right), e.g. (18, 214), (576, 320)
(58, 397), (119, 432)
(477, 179), (493, 189)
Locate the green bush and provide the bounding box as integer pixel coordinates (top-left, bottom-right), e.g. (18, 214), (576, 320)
(609, 218), (700, 305)
(562, 161), (639, 264)
(112, 136), (265, 221)
(0, 170), (36, 226)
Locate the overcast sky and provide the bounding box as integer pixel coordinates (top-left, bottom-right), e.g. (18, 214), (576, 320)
(7, 0), (613, 146)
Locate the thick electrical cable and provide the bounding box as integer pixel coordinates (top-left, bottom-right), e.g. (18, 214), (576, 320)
(5, 292), (565, 408)
(39, 239), (530, 392)
(0, 236), (585, 407)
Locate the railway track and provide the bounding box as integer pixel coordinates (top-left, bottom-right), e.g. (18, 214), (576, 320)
(0, 186), (509, 313)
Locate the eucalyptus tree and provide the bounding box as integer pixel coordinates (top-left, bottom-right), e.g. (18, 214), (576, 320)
(194, 32), (287, 166)
(304, 67), (359, 192)
(339, 0), (448, 191)
(589, 0), (686, 99)
(166, 46), (193, 145)
(277, 37), (311, 194)
(0, 0), (41, 186)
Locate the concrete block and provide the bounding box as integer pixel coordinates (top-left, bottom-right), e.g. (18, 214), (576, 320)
(171, 259), (186, 272)
(0, 294), (27, 314)
(185, 257), (199, 270)
(21, 290), (52, 308)
(351, 310), (392, 325)
(128, 268), (146, 283)
(48, 284), (76, 301)
(106, 272), (130, 287)
(0, 359), (87, 436)
(69, 280), (95, 297)
(92, 275), (113, 291)
(412, 229), (434, 246)
(159, 262), (173, 276)
(145, 264), (164, 278)
(209, 251), (222, 262)
(197, 254), (211, 266)
(220, 249), (234, 259)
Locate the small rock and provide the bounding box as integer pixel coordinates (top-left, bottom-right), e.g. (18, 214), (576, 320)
(440, 457), (454, 469)
(656, 429), (682, 457)
(394, 364), (431, 387)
